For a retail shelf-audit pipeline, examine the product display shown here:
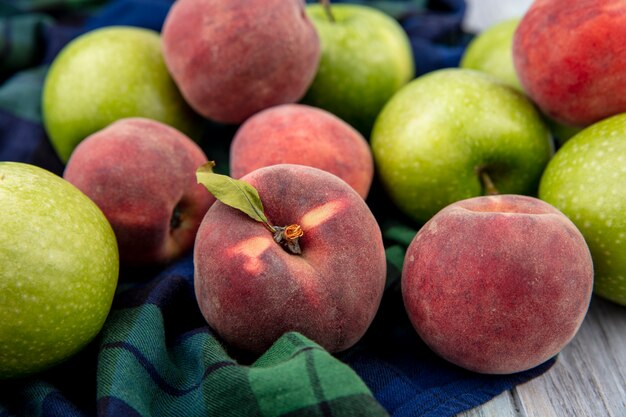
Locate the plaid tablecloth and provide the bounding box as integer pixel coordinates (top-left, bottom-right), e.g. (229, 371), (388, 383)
(0, 1), (555, 416)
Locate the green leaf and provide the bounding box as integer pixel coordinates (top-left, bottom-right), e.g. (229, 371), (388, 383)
(196, 162), (273, 229)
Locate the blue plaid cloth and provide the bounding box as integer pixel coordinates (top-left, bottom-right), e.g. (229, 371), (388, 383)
(0, 1), (555, 416)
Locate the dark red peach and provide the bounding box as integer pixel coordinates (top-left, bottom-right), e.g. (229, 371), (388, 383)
(402, 194), (594, 374)
(193, 164), (386, 353)
(64, 117), (214, 265)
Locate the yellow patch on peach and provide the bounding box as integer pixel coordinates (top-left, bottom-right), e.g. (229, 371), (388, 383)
(300, 200), (344, 230)
(229, 236), (274, 274)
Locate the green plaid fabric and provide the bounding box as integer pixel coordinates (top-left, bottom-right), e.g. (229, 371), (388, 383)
(99, 270), (388, 417)
(0, 14), (51, 78)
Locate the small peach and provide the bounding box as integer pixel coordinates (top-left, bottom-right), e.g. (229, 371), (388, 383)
(64, 118), (214, 265)
(230, 104), (374, 198)
(162, 0), (320, 124)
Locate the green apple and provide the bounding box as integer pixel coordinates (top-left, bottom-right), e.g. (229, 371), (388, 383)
(460, 18), (523, 92)
(460, 18), (581, 146)
(42, 26), (201, 163)
(302, 3), (414, 134)
(0, 162), (119, 379)
(371, 68), (552, 225)
(539, 113), (626, 306)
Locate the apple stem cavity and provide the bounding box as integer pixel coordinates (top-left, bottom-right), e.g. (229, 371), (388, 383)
(320, 0), (336, 23)
(478, 169), (499, 195)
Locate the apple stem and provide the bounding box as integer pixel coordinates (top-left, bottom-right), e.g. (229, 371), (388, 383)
(479, 170), (499, 195)
(273, 224), (304, 255)
(320, 0), (335, 23)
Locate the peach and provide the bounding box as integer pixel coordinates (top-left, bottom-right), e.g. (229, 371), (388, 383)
(513, 0), (626, 127)
(402, 195), (594, 374)
(193, 164), (386, 354)
(64, 118), (214, 266)
(161, 0), (320, 124)
(229, 104), (374, 199)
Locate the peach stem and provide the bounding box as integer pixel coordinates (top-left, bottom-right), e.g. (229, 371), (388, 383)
(272, 224), (304, 255)
(284, 224), (303, 241)
(170, 204), (183, 229)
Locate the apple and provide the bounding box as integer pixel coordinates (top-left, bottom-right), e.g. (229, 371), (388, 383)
(461, 18), (523, 92)
(0, 162), (119, 379)
(42, 26), (201, 163)
(513, 0), (626, 128)
(63, 118), (214, 266)
(371, 68), (552, 225)
(229, 103), (374, 199)
(402, 194), (593, 374)
(193, 164), (387, 354)
(302, 2), (414, 134)
(161, 0), (320, 124)
(539, 113), (626, 306)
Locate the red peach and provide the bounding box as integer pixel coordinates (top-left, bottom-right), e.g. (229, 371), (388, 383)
(193, 164), (387, 354)
(64, 117), (214, 265)
(513, 0), (626, 127)
(229, 104), (374, 199)
(161, 0), (320, 124)
(402, 195), (593, 374)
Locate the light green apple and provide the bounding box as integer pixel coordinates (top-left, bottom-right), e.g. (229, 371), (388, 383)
(539, 113), (626, 306)
(371, 68), (552, 225)
(460, 18), (581, 146)
(0, 162), (119, 379)
(42, 26), (201, 163)
(302, 3), (414, 135)
(460, 17), (523, 92)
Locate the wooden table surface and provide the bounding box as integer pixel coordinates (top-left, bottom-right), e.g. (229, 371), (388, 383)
(457, 296), (626, 417)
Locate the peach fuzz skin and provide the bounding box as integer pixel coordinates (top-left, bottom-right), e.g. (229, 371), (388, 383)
(193, 164), (387, 354)
(64, 117), (214, 266)
(513, 0), (626, 127)
(161, 0), (320, 124)
(229, 104), (374, 199)
(402, 195), (594, 374)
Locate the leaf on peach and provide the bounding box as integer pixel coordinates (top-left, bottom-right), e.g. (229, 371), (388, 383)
(196, 162), (272, 230)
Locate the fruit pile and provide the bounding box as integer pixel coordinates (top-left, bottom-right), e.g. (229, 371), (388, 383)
(1, 0), (624, 392)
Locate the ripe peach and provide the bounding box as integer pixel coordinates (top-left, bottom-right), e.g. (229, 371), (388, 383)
(402, 195), (593, 374)
(194, 164), (386, 354)
(161, 0), (320, 124)
(513, 0), (626, 127)
(229, 104), (374, 199)
(64, 118), (214, 266)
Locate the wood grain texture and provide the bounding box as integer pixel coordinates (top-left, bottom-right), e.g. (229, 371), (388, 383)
(516, 296), (626, 417)
(456, 296), (625, 417)
(457, 391), (519, 417)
